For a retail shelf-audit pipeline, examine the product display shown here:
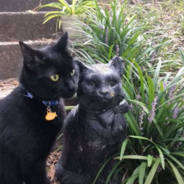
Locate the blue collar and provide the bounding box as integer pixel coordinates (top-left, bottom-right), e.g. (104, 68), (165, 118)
(19, 85), (59, 106)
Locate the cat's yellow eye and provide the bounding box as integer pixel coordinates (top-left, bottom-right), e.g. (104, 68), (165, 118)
(50, 74), (59, 82)
(71, 69), (75, 76)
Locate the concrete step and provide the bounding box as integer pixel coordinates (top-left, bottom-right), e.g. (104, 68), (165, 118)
(0, 12), (59, 42)
(0, 39), (56, 79)
(0, 0), (53, 12)
(0, 89), (13, 99)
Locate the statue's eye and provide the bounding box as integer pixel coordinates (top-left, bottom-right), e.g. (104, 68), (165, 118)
(50, 74), (59, 82)
(71, 69), (75, 76)
(109, 80), (116, 86)
(89, 81), (96, 87)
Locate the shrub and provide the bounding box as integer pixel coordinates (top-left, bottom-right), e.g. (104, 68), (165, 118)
(37, 0), (95, 30)
(118, 58), (184, 184)
(73, 0), (165, 69)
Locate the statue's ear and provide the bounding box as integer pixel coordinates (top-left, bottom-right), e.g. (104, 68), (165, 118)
(76, 60), (89, 96)
(109, 56), (124, 77)
(75, 60), (90, 73)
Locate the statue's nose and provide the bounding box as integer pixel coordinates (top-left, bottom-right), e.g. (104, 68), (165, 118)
(100, 89), (109, 95)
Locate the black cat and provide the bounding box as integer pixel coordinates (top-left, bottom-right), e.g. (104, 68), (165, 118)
(55, 56), (129, 184)
(0, 32), (79, 184)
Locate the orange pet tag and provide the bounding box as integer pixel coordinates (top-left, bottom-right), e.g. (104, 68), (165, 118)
(45, 107), (57, 121)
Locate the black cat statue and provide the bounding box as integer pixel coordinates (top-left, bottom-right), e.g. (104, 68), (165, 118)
(55, 56), (129, 184)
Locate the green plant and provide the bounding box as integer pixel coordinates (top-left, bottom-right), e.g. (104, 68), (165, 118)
(180, 19), (184, 36)
(37, 0), (95, 29)
(73, 0), (167, 68)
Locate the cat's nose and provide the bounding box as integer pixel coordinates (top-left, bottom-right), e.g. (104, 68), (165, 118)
(66, 80), (76, 91)
(68, 85), (75, 91)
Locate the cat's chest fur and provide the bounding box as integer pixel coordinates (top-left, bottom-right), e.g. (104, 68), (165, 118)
(0, 87), (64, 161)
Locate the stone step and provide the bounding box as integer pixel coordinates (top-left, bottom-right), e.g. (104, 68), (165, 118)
(0, 89), (13, 99)
(0, 12), (59, 42)
(0, 0), (53, 12)
(0, 39), (56, 79)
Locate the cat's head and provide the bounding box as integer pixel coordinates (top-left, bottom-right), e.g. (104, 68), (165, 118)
(77, 56), (125, 111)
(19, 32), (79, 100)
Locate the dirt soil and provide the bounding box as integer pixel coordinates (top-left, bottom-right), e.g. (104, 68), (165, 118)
(0, 78), (63, 184)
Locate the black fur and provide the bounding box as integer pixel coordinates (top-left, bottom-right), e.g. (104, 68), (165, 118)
(0, 32), (79, 184)
(56, 56), (129, 184)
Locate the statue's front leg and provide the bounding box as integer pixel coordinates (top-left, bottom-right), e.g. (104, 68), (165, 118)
(56, 163), (91, 184)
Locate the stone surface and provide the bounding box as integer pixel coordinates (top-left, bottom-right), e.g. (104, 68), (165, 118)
(0, 40), (56, 79)
(0, 0), (53, 12)
(0, 12), (59, 42)
(0, 89), (13, 99)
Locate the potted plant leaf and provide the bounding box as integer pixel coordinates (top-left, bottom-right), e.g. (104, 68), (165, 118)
(37, 0), (95, 38)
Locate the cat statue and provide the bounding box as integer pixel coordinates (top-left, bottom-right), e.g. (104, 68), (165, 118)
(0, 32), (80, 184)
(55, 56), (129, 184)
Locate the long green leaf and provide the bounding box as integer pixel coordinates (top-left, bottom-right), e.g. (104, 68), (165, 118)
(115, 155), (148, 160)
(133, 60), (145, 102)
(179, 49), (184, 65)
(126, 165), (140, 184)
(167, 160), (184, 184)
(139, 162), (147, 184)
(120, 139), (128, 160)
(147, 155), (154, 167)
(166, 153), (184, 170)
(144, 158), (160, 184)
(147, 75), (154, 109)
(153, 60), (161, 88)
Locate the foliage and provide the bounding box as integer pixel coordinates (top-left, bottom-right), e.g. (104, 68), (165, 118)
(37, 0), (95, 29)
(117, 58), (184, 184)
(180, 19), (184, 36)
(73, 0), (168, 72)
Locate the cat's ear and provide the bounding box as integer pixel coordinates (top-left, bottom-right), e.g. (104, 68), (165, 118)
(19, 41), (42, 69)
(109, 56), (124, 77)
(19, 41), (34, 61)
(55, 32), (68, 50)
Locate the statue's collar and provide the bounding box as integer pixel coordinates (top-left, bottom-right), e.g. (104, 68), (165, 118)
(79, 99), (129, 121)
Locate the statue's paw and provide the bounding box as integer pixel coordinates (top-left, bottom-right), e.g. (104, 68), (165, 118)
(118, 99), (129, 114)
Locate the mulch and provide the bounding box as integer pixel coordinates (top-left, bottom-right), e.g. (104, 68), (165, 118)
(0, 78), (19, 91)
(48, 136), (63, 184)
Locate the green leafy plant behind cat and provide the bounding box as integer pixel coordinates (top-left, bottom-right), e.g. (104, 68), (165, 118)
(37, 0), (95, 29)
(73, 0), (164, 69)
